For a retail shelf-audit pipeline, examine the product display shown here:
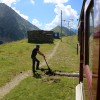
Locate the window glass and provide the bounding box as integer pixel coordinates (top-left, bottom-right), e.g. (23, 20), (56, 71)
(89, 7), (94, 69)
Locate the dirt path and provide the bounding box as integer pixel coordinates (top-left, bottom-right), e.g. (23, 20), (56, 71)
(0, 41), (60, 99)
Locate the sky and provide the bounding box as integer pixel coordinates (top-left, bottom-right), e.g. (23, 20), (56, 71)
(0, 0), (83, 30)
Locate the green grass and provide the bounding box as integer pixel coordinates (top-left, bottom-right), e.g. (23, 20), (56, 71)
(0, 36), (79, 100)
(0, 39), (58, 87)
(42, 35), (79, 73)
(1, 76), (78, 100)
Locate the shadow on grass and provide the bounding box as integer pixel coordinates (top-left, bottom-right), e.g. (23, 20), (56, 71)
(40, 68), (48, 71)
(33, 73), (42, 79)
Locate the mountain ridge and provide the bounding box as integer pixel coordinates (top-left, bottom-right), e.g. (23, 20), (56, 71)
(51, 25), (76, 36)
(0, 3), (39, 43)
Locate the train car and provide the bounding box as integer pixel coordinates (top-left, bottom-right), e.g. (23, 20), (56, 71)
(76, 0), (100, 100)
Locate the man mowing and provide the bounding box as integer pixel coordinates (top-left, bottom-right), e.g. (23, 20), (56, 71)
(31, 45), (45, 75)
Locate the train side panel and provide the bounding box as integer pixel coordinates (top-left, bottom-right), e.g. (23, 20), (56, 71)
(93, 0), (100, 99)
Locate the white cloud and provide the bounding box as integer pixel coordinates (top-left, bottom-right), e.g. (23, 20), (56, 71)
(55, 4), (78, 18)
(30, 0), (35, 5)
(44, 15), (60, 30)
(44, 0), (68, 4)
(12, 7), (29, 20)
(0, 0), (19, 6)
(44, 3), (78, 30)
(32, 19), (42, 27)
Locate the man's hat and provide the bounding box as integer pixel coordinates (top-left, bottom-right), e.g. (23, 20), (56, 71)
(36, 45), (40, 48)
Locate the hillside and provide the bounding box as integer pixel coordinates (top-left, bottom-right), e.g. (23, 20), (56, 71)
(0, 3), (39, 43)
(51, 26), (65, 36)
(51, 26), (76, 36)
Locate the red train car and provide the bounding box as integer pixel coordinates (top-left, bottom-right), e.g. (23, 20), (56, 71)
(76, 0), (100, 100)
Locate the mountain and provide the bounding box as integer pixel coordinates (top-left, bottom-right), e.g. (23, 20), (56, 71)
(70, 28), (78, 34)
(0, 3), (40, 43)
(51, 26), (65, 36)
(62, 26), (76, 35)
(51, 26), (76, 36)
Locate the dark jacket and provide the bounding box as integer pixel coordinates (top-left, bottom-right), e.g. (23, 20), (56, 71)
(31, 48), (39, 58)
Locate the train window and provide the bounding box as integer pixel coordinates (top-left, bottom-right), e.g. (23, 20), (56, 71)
(89, 7), (94, 69)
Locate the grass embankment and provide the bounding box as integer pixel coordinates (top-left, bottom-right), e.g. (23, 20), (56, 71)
(0, 39), (57, 87)
(1, 36), (79, 100)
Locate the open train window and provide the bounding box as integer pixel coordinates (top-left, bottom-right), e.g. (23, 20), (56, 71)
(89, 7), (94, 69)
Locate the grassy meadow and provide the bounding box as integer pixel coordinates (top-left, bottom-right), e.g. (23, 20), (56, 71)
(0, 36), (79, 100)
(45, 35), (79, 72)
(0, 39), (58, 87)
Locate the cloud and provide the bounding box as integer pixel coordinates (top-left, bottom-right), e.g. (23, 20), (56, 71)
(30, 0), (35, 5)
(44, 3), (78, 30)
(0, 0), (19, 6)
(44, 0), (68, 4)
(44, 15), (60, 30)
(55, 4), (78, 18)
(32, 19), (42, 27)
(12, 7), (29, 20)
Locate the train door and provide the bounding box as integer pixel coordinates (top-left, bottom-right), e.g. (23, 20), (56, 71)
(93, 0), (100, 99)
(83, 0), (93, 100)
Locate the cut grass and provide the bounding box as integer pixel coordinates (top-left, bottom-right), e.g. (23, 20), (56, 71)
(0, 39), (58, 87)
(1, 76), (78, 100)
